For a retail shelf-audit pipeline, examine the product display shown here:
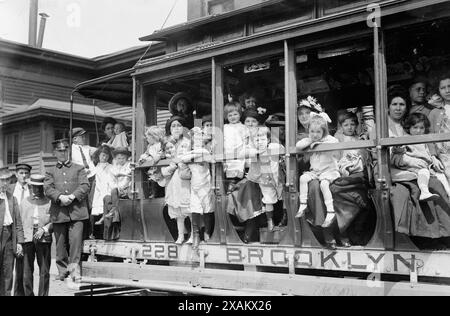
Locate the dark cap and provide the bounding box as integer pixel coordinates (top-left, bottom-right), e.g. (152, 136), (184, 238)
(52, 139), (70, 151)
(72, 127), (87, 138)
(28, 175), (45, 186)
(0, 168), (12, 180)
(15, 163), (32, 172)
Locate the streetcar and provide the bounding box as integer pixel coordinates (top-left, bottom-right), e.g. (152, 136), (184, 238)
(74, 0), (450, 295)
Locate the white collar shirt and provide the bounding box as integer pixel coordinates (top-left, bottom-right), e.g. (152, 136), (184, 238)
(0, 193), (13, 227)
(71, 144), (96, 178)
(13, 183), (30, 207)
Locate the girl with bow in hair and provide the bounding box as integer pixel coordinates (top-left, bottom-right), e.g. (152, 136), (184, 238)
(295, 97), (340, 229)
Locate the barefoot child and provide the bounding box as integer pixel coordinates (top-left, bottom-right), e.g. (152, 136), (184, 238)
(295, 115), (340, 228)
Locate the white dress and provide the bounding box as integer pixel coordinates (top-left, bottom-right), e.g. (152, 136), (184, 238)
(189, 156), (213, 214)
(71, 144), (97, 179)
(162, 137), (192, 219)
(107, 132), (129, 149)
(305, 135), (341, 182)
(92, 163), (116, 216)
(224, 123), (247, 178)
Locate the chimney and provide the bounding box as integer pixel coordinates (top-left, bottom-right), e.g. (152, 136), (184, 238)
(28, 0), (39, 47)
(37, 13), (50, 48)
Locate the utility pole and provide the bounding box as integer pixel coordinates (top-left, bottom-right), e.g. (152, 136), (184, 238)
(28, 0), (39, 47)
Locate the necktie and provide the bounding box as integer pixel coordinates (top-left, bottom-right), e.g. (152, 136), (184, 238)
(20, 186), (25, 204)
(79, 146), (89, 169)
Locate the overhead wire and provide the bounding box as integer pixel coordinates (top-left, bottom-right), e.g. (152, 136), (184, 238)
(134, 0), (180, 66)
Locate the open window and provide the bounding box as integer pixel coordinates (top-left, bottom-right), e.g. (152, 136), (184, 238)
(385, 18), (450, 250)
(139, 71), (214, 243)
(222, 52), (288, 244)
(294, 38), (378, 248)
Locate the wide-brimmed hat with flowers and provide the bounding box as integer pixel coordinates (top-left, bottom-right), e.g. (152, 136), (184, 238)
(298, 96), (332, 123)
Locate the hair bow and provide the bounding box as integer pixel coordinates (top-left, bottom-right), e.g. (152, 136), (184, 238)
(257, 107), (267, 115)
(310, 112), (332, 123)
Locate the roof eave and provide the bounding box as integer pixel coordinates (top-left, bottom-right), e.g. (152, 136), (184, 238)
(139, 0), (286, 42)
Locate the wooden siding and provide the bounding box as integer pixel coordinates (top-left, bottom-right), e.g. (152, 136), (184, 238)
(17, 124), (43, 174)
(2, 76), (89, 106)
(157, 110), (172, 129)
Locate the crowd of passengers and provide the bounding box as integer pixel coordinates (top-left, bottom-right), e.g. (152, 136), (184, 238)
(66, 74), (450, 251)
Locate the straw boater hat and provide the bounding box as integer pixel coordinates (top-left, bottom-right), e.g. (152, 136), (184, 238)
(168, 92), (193, 115)
(28, 175), (45, 186)
(112, 147), (131, 157)
(0, 167), (12, 181)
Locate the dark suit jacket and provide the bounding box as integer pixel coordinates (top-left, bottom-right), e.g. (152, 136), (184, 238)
(44, 162), (90, 224)
(0, 192), (25, 252)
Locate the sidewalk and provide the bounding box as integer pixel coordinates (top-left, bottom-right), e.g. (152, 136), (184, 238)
(13, 259), (79, 296)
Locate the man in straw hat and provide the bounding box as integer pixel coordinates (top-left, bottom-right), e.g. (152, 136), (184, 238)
(0, 167), (24, 296)
(14, 175), (52, 296)
(44, 139), (90, 283)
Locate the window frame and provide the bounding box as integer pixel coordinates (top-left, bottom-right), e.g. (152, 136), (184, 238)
(4, 132), (20, 167)
(207, 0), (235, 16)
